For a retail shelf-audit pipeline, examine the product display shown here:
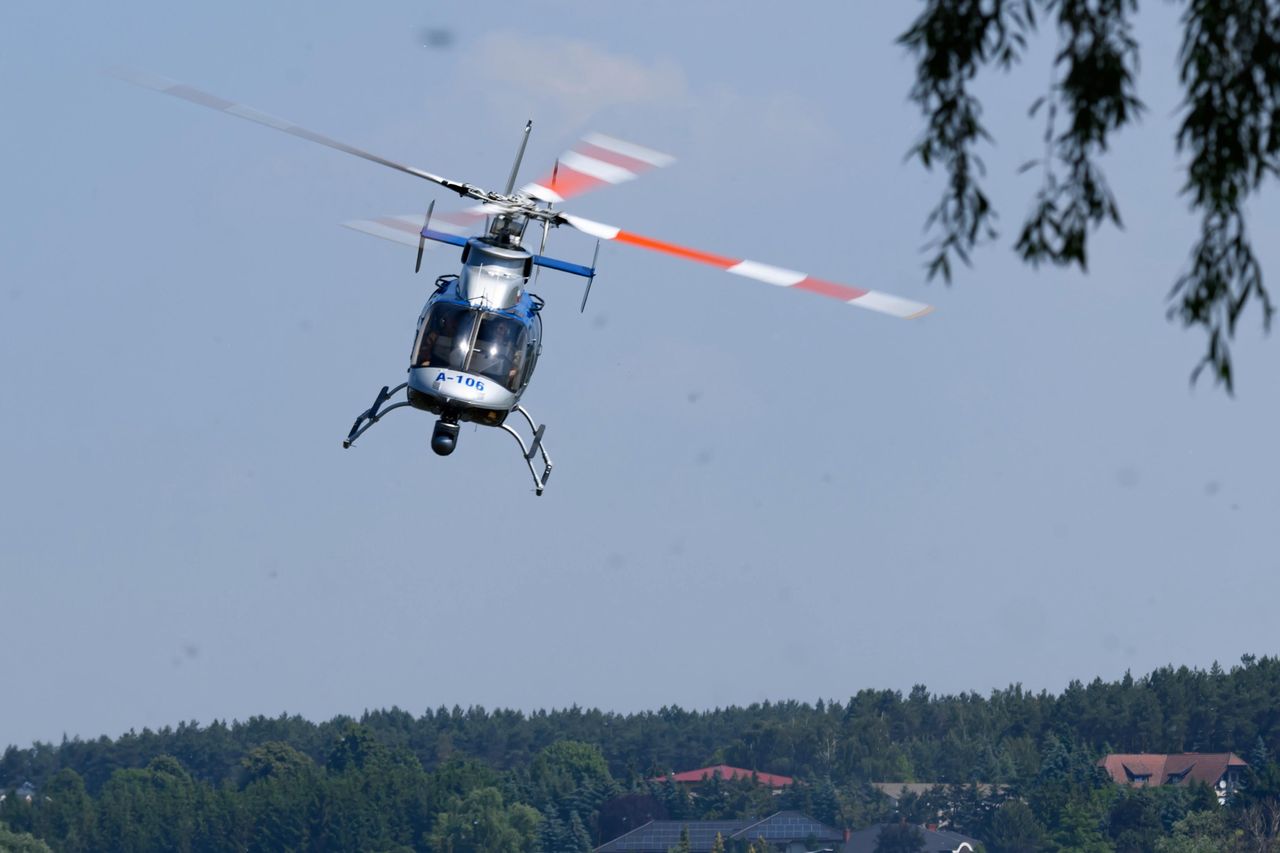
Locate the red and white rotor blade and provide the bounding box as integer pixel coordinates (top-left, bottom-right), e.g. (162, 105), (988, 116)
(523, 134), (674, 204)
(558, 215), (934, 319)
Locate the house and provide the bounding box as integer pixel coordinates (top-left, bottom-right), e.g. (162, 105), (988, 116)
(0, 781), (36, 804)
(652, 765), (795, 790)
(869, 782), (998, 810)
(595, 810), (843, 852)
(870, 782), (938, 806)
(1098, 753), (1247, 802)
(844, 823), (981, 853)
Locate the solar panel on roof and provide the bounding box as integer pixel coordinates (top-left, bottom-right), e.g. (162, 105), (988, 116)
(596, 812), (842, 852)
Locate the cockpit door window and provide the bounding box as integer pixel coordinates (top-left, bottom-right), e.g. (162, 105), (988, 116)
(470, 313), (529, 391)
(414, 303), (530, 392)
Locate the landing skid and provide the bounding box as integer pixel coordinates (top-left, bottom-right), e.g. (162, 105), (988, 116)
(341, 385), (554, 496)
(501, 404), (554, 496)
(342, 383), (411, 448)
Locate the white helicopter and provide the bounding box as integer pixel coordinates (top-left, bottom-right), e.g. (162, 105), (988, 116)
(115, 70), (933, 495)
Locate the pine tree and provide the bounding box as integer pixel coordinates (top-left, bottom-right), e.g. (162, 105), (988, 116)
(874, 820), (926, 853)
(567, 810), (593, 853)
(811, 777), (840, 827)
(1251, 735), (1270, 769)
(539, 808), (568, 853)
(985, 800), (1047, 853)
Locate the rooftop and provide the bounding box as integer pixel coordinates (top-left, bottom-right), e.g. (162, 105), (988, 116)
(871, 782), (998, 800)
(1098, 753), (1248, 788)
(651, 764), (794, 789)
(845, 823), (981, 853)
(596, 811), (841, 852)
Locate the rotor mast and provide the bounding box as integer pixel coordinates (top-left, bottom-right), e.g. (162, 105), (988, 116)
(490, 120), (535, 247)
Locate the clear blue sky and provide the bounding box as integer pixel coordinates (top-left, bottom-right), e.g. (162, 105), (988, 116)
(2, 1), (1278, 750)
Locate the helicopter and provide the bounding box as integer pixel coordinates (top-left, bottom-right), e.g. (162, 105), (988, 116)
(114, 69), (934, 495)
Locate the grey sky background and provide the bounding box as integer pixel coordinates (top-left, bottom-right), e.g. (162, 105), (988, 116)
(2, 1), (1277, 750)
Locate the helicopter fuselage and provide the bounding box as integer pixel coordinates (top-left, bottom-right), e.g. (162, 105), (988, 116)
(405, 237), (543, 433)
(343, 225), (565, 483)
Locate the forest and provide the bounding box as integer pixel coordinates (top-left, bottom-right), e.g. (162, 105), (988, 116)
(3, 656), (1280, 851)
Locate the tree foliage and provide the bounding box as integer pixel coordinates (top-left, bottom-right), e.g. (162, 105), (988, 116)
(0, 820), (53, 853)
(986, 799), (1048, 852)
(875, 819), (927, 853)
(900, 0), (1280, 390)
(669, 823), (692, 853)
(429, 786), (539, 853)
(3, 658), (1280, 850)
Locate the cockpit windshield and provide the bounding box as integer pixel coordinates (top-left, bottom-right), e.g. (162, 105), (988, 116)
(413, 303), (531, 392)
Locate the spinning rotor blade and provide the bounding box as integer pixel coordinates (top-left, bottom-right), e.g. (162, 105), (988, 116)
(523, 134), (674, 204)
(108, 67), (469, 195)
(558, 215), (933, 319)
(343, 211), (472, 248)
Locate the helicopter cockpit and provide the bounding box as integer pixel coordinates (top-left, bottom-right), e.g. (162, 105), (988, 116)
(412, 300), (539, 393)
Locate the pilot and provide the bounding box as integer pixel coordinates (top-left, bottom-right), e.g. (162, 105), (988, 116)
(476, 319), (521, 388)
(420, 308), (461, 366)
(505, 338), (524, 390)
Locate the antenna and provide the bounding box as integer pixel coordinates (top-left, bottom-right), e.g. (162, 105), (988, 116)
(504, 120), (533, 196)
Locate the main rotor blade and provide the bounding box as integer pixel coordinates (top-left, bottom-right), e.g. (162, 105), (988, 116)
(108, 67), (468, 195)
(342, 211), (474, 248)
(557, 215), (934, 319)
(523, 133), (674, 204)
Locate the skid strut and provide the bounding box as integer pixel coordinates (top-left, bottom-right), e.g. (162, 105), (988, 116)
(343, 383), (410, 448)
(343, 386), (553, 496)
(500, 404), (554, 496)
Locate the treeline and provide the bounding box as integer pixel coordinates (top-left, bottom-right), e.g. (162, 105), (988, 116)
(1, 656), (1279, 851)
(10, 656), (1280, 791)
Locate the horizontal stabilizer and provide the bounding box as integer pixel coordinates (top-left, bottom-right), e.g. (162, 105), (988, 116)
(531, 254), (594, 278)
(420, 228), (467, 248)
(418, 228), (593, 278)
(343, 219), (593, 279)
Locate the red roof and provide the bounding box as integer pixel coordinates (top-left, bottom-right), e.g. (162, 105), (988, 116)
(1099, 753), (1247, 787)
(652, 765), (794, 788)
